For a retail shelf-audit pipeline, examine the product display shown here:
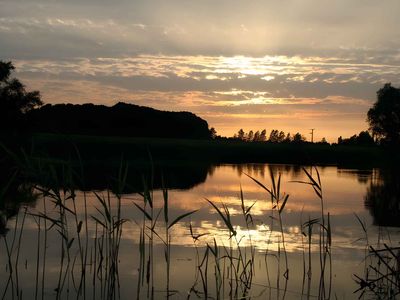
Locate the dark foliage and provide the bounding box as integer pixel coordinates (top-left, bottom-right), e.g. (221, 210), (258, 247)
(26, 102), (212, 139)
(0, 61), (43, 132)
(367, 83), (400, 145)
(337, 131), (375, 146)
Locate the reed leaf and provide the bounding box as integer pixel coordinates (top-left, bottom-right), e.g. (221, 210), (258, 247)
(244, 173), (272, 196)
(205, 198), (236, 237)
(91, 216), (107, 229)
(77, 220), (83, 233)
(303, 167), (321, 191)
(67, 238), (75, 249)
(168, 210), (197, 229)
(279, 194), (289, 214)
(94, 192), (111, 223)
(133, 203), (152, 221)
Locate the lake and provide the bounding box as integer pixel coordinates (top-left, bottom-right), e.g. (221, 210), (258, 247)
(0, 163), (399, 299)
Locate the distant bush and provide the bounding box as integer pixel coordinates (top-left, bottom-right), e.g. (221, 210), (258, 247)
(337, 131), (375, 146)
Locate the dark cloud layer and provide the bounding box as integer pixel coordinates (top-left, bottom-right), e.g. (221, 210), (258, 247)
(1, 0), (400, 58)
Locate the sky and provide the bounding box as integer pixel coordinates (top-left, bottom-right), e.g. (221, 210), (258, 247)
(1, 0), (400, 142)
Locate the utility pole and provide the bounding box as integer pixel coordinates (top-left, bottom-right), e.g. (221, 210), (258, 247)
(310, 128), (315, 143)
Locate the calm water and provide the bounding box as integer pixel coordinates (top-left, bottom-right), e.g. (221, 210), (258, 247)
(0, 164), (399, 299)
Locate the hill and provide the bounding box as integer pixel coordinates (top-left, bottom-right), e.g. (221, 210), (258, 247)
(26, 102), (211, 139)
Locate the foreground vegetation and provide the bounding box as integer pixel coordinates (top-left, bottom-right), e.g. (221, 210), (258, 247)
(1, 155), (333, 299)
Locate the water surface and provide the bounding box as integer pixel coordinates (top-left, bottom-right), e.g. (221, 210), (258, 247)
(0, 164), (398, 299)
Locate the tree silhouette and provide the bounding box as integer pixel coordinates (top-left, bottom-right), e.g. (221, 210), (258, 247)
(247, 130), (254, 141)
(259, 129), (266, 141)
(269, 129), (279, 142)
(210, 127), (217, 139)
(277, 130), (285, 142)
(367, 83), (400, 144)
(292, 132), (306, 143)
(337, 131), (375, 146)
(237, 129), (245, 140)
(284, 133), (292, 143)
(0, 61), (42, 131)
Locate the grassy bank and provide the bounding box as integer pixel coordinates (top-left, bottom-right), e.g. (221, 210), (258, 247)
(25, 133), (393, 167)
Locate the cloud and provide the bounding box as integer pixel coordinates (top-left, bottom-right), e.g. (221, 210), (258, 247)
(14, 55), (399, 102)
(1, 0), (400, 58)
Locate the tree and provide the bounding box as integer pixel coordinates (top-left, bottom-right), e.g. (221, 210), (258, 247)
(268, 129), (286, 143)
(337, 131), (375, 146)
(210, 127), (217, 139)
(292, 132), (306, 143)
(284, 133), (292, 143)
(0, 61), (42, 131)
(253, 130), (260, 141)
(269, 129), (279, 142)
(237, 129), (245, 140)
(259, 129), (267, 141)
(319, 137), (328, 144)
(247, 130), (254, 141)
(357, 131), (375, 146)
(277, 131), (285, 143)
(367, 83), (400, 144)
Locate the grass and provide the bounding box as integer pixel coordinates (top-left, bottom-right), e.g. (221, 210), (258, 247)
(26, 132), (390, 167)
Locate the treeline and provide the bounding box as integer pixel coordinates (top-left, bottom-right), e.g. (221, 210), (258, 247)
(26, 102), (212, 139)
(227, 129), (311, 143)
(219, 128), (376, 147)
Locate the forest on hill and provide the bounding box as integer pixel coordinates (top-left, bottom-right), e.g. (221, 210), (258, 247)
(25, 102), (212, 139)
